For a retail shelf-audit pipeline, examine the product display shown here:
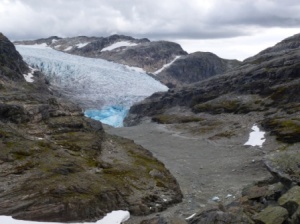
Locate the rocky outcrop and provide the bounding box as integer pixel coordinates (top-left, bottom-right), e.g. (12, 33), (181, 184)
(155, 52), (240, 87)
(1, 34), (182, 222)
(0, 33), (28, 81)
(99, 40), (187, 73)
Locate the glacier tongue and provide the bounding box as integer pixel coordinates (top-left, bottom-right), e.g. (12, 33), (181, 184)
(16, 45), (168, 127)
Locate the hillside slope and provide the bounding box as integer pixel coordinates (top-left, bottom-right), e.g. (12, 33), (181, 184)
(0, 33), (182, 222)
(125, 33), (300, 223)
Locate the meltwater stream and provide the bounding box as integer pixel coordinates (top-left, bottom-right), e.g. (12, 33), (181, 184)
(16, 44), (168, 127)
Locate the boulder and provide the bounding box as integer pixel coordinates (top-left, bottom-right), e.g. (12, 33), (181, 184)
(252, 206), (288, 224)
(187, 209), (254, 224)
(265, 150), (300, 188)
(278, 186), (300, 216)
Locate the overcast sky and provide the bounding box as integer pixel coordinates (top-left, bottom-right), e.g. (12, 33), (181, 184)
(1, 0), (300, 60)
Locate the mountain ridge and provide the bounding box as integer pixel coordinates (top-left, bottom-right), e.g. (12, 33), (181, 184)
(14, 34), (240, 87)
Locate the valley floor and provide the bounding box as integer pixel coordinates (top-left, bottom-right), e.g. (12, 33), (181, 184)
(105, 112), (276, 223)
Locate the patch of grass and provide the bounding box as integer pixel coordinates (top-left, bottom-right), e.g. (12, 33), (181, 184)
(263, 118), (300, 143)
(193, 100), (240, 114)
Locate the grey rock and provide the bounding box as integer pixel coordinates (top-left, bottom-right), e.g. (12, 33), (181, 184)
(187, 209), (254, 224)
(278, 186), (300, 216)
(252, 206), (288, 224)
(155, 52), (240, 87)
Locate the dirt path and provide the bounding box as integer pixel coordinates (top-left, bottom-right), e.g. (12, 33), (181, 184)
(105, 113), (274, 222)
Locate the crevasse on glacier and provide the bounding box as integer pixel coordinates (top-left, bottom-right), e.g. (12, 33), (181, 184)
(16, 45), (168, 127)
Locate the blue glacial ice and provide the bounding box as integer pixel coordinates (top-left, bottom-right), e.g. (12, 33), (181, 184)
(16, 45), (168, 127)
(84, 106), (129, 128)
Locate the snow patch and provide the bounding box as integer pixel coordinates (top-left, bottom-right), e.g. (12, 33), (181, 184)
(124, 65), (145, 73)
(186, 213), (196, 220)
(64, 46), (73, 51)
(212, 196), (220, 202)
(51, 39), (58, 44)
(101, 41), (137, 52)
(23, 67), (38, 83)
(0, 210), (130, 224)
(98, 210), (130, 224)
(54, 45), (61, 49)
(19, 43), (49, 49)
(76, 42), (90, 48)
(244, 125), (266, 147)
(153, 56), (181, 75)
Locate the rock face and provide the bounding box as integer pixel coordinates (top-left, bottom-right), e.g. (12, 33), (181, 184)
(155, 52), (240, 88)
(0, 33), (28, 81)
(0, 34), (182, 222)
(99, 40), (187, 73)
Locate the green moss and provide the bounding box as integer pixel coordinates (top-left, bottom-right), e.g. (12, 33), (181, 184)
(193, 100), (240, 114)
(14, 161), (35, 174)
(264, 118), (300, 143)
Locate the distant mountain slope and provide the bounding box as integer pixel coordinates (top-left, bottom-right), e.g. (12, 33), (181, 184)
(125, 33), (300, 143)
(15, 35), (241, 87)
(154, 52), (240, 87)
(15, 34), (187, 73)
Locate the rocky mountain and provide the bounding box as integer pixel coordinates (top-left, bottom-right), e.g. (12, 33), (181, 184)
(154, 52), (240, 88)
(15, 34), (187, 74)
(0, 33), (29, 81)
(0, 33), (182, 222)
(15, 35), (241, 87)
(125, 33), (300, 223)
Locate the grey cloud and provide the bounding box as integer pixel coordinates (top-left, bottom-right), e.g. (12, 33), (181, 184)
(1, 0), (300, 41)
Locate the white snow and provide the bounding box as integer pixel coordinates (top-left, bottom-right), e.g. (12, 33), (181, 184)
(185, 213), (196, 220)
(16, 45), (167, 127)
(76, 42), (90, 48)
(212, 196), (220, 202)
(101, 41), (137, 52)
(64, 46), (73, 51)
(124, 65), (146, 73)
(0, 211), (130, 224)
(24, 43), (49, 49)
(51, 39), (58, 44)
(98, 210), (130, 224)
(23, 72), (34, 82)
(54, 45), (61, 49)
(244, 125), (266, 147)
(225, 194), (233, 198)
(153, 56), (181, 75)
(23, 67), (38, 83)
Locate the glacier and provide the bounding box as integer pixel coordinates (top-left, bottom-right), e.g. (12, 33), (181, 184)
(16, 45), (168, 127)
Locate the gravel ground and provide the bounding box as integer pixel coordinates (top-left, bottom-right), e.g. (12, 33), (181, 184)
(105, 112), (275, 223)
